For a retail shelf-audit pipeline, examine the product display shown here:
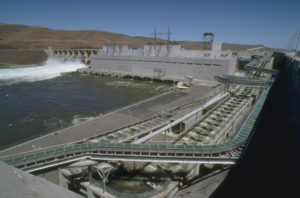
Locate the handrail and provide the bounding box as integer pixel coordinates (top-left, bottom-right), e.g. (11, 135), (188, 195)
(133, 91), (230, 144)
(245, 65), (279, 75)
(215, 75), (274, 87)
(3, 87), (269, 166)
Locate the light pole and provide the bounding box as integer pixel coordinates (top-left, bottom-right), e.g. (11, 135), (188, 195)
(127, 110), (132, 124)
(120, 92), (123, 108)
(32, 144), (37, 157)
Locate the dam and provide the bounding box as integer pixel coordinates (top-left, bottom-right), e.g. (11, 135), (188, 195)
(1, 43), (294, 198)
(48, 44), (237, 84)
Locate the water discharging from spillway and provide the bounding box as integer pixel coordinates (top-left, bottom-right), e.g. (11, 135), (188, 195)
(0, 58), (86, 85)
(0, 60), (171, 150)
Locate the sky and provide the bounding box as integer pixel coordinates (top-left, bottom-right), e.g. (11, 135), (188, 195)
(0, 0), (299, 48)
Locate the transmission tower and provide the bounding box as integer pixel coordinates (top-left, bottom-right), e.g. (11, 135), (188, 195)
(150, 28), (158, 46)
(161, 27), (173, 51)
(202, 32), (214, 50)
(287, 29), (300, 57)
(151, 27), (172, 53)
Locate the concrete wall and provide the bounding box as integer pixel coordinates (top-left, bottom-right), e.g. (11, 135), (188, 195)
(48, 44), (237, 82)
(102, 45), (144, 56)
(236, 51), (272, 59)
(183, 111), (203, 132)
(99, 44), (234, 59)
(212, 41), (222, 51)
(48, 44), (235, 61)
(89, 55), (236, 81)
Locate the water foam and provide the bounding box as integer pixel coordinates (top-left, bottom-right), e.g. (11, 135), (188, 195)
(0, 58), (86, 84)
(72, 115), (97, 125)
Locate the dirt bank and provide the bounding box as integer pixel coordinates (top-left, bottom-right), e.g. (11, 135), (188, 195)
(0, 50), (48, 68)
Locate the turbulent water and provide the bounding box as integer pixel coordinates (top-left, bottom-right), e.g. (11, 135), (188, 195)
(0, 59), (170, 150)
(0, 58), (86, 85)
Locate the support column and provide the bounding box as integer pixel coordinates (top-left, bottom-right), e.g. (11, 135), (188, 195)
(58, 168), (68, 189)
(225, 84), (229, 93)
(94, 165), (113, 195)
(87, 186), (96, 198)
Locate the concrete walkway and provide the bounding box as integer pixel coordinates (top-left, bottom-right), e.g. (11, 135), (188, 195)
(0, 85), (213, 158)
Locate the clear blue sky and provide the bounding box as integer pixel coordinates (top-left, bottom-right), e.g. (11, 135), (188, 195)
(0, 0), (299, 48)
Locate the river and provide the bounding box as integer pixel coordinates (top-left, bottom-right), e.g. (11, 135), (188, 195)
(0, 58), (170, 150)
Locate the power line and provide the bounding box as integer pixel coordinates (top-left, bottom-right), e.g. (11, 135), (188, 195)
(150, 27), (172, 53)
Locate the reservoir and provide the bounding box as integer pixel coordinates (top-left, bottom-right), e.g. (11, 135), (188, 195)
(0, 58), (170, 150)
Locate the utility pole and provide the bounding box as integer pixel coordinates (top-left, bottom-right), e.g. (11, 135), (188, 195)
(166, 27), (172, 54)
(151, 27), (157, 46)
(159, 27), (173, 54)
(150, 27), (172, 53)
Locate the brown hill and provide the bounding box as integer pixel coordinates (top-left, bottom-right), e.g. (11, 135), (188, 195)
(0, 23), (264, 68)
(0, 23), (263, 50)
(0, 50), (48, 68)
(0, 24), (155, 49)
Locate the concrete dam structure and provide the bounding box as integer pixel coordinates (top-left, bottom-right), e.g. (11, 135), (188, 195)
(2, 44), (291, 198)
(210, 53), (300, 198)
(52, 48), (97, 59)
(49, 44), (236, 83)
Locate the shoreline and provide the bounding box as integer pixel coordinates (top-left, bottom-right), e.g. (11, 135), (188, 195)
(0, 49), (48, 68)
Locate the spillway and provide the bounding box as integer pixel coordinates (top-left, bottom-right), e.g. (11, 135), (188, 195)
(1, 48), (281, 198)
(0, 58), (86, 85)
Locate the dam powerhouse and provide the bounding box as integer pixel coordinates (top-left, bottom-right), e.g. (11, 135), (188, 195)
(0, 40), (298, 198)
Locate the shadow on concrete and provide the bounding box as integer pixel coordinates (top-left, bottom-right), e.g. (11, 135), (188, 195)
(211, 54), (300, 198)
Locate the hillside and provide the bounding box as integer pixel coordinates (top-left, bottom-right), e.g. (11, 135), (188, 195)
(0, 23), (264, 67)
(0, 23), (263, 50)
(0, 50), (47, 68)
(0, 24), (154, 49)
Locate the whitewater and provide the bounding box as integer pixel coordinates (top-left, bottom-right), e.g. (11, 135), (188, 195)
(0, 58), (86, 84)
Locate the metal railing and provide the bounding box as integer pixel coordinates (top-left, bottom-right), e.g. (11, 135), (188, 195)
(215, 75), (274, 87)
(2, 88), (270, 171)
(245, 65), (279, 75)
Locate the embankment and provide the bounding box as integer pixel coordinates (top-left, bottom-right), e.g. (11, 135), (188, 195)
(0, 50), (48, 68)
(211, 53), (300, 197)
